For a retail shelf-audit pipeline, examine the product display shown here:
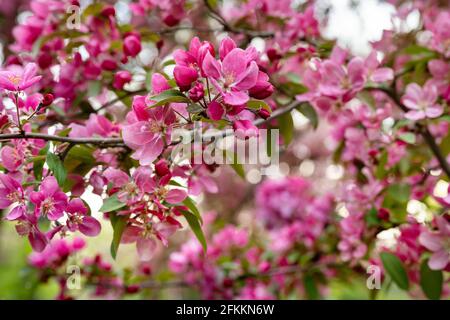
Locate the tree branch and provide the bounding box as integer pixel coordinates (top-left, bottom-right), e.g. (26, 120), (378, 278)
(0, 132), (125, 148)
(202, 0), (274, 38)
(0, 101), (300, 148)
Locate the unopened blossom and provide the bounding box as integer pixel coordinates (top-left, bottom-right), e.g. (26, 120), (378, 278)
(0, 63), (42, 91)
(123, 34), (142, 58)
(113, 70), (132, 90)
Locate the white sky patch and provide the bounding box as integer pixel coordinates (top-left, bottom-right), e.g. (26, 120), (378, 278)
(321, 0), (396, 55)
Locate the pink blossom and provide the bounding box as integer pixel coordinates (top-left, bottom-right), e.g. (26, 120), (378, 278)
(202, 47), (259, 106)
(0, 63), (42, 91)
(122, 74), (178, 165)
(66, 199), (101, 237)
(0, 174), (27, 220)
(364, 51), (394, 83)
(122, 221), (179, 261)
(401, 82), (443, 120)
(419, 216), (449, 270)
(30, 176), (68, 221)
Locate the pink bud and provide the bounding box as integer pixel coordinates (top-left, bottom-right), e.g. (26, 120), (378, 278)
(173, 66), (198, 91)
(123, 35), (142, 58)
(37, 52), (53, 69)
(101, 59), (118, 71)
(188, 82), (204, 102)
(258, 108), (271, 119)
(155, 159), (170, 177)
(42, 93), (54, 107)
(113, 71), (132, 90)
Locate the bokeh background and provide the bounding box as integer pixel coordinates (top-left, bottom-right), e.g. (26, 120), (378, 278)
(0, 0), (424, 299)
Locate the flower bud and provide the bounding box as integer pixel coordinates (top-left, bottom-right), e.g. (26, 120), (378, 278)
(155, 159), (170, 177)
(113, 71), (132, 90)
(42, 93), (54, 107)
(258, 108), (271, 120)
(188, 82), (204, 102)
(123, 34), (142, 58)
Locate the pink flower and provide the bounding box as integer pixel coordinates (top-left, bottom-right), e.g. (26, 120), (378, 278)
(0, 174), (27, 220)
(30, 176), (68, 221)
(66, 199), (101, 237)
(122, 74), (178, 165)
(15, 214), (48, 252)
(122, 221), (179, 261)
(318, 57), (366, 100)
(419, 216), (449, 270)
(364, 51), (394, 83)
(202, 48), (259, 106)
(0, 63), (42, 91)
(402, 82), (443, 120)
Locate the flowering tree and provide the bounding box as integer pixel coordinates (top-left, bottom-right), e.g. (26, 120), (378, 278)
(0, 0), (448, 300)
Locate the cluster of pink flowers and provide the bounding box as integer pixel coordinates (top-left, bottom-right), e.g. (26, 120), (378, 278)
(172, 36), (273, 138)
(0, 174), (101, 252)
(296, 47), (394, 113)
(28, 237), (148, 299)
(169, 222), (275, 299)
(0, 0), (449, 300)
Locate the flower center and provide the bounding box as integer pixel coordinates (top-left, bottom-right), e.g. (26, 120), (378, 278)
(149, 121), (161, 134)
(41, 198), (55, 215)
(8, 75), (22, 86)
(224, 73), (235, 87)
(6, 191), (21, 203)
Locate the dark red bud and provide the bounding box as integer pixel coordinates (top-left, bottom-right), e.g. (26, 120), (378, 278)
(38, 52), (53, 69)
(258, 108), (271, 120)
(42, 93), (54, 107)
(101, 6), (115, 17)
(377, 208), (390, 221)
(155, 159), (170, 177)
(126, 285), (140, 294)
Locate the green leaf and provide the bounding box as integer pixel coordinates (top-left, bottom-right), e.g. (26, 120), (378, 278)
(186, 103), (204, 114)
(33, 144), (50, 180)
(46, 152), (67, 187)
(182, 197), (203, 224)
(386, 183), (411, 203)
(180, 210), (207, 252)
(296, 103), (318, 129)
(365, 207), (381, 227)
(109, 212), (128, 259)
(100, 195), (126, 213)
(420, 259), (443, 300)
(148, 89), (190, 108)
(279, 112), (294, 145)
(380, 252), (410, 290)
(247, 100), (271, 112)
(303, 274), (320, 300)
(398, 132), (416, 144)
(224, 150), (245, 179)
